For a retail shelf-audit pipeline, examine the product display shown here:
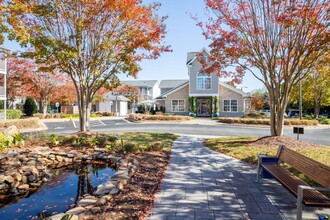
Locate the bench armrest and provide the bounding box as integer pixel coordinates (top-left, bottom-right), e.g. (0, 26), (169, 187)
(298, 185), (330, 192)
(258, 154), (279, 163)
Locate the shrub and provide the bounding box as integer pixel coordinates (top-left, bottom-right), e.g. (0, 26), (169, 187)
(243, 111), (267, 119)
(101, 112), (116, 116)
(50, 134), (59, 146)
(218, 117), (318, 126)
(23, 97), (38, 116)
(0, 133), (12, 151)
(318, 117), (330, 125)
(12, 133), (24, 147)
(128, 113), (190, 121)
(122, 142), (139, 154)
(5, 110), (22, 119)
(148, 141), (164, 151)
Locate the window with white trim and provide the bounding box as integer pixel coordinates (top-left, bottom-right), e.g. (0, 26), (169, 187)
(196, 73), (211, 90)
(171, 100), (185, 112)
(223, 99), (238, 112)
(245, 100), (252, 109)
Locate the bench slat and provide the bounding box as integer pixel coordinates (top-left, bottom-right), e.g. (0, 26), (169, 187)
(278, 146), (330, 188)
(262, 163), (330, 207)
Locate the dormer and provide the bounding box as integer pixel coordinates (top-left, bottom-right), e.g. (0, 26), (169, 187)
(186, 48), (219, 97)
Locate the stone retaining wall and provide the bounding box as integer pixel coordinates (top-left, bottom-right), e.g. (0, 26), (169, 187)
(0, 146), (139, 219)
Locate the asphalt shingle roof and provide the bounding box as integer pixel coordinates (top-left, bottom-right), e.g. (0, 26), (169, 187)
(121, 80), (158, 88)
(159, 79), (189, 89)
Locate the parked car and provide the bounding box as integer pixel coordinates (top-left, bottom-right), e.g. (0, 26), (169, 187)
(287, 110), (300, 118)
(259, 109), (288, 118)
(319, 113), (330, 118)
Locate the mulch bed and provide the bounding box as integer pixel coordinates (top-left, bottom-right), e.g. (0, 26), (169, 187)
(247, 136), (322, 148)
(87, 150), (171, 220)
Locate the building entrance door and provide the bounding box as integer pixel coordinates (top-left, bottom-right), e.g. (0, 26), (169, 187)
(197, 98), (211, 117)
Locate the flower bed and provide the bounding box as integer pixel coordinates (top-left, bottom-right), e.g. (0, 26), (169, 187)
(128, 113), (191, 121)
(219, 117), (318, 126)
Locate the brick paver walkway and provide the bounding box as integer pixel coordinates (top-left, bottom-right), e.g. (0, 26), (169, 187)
(147, 136), (330, 220)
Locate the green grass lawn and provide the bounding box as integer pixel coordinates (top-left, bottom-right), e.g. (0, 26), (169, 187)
(110, 132), (179, 150)
(204, 136), (330, 189)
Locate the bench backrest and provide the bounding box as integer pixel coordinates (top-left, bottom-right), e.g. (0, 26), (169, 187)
(278, 145), (330, 188)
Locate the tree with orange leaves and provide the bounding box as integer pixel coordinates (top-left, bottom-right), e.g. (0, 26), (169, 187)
(199, 0), (330, 136)
(3, 0), (170, 131)
(8, 56), (66, 115)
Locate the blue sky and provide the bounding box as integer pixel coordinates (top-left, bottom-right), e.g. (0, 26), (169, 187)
(2, 0), (264, 92)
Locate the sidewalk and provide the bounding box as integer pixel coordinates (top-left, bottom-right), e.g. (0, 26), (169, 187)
(147, 136), (330, 220)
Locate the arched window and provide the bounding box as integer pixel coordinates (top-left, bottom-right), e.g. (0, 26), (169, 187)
(196, 73), (211, 90)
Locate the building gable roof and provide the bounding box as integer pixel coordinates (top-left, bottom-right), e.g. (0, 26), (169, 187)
(186, 47), (211, 66)
(121, 80), (158, 88)
(159, 79), (189, 89)
(103, 92), (130, 101)
(156, 82), (189, 99)
(219, 81), (249, 97)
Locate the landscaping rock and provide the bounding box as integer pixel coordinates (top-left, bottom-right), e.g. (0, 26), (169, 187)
(3, 125), (19, 137)
(0, 183), (9, 193)
(11, 172), (22, 181)
(26, 160), (36, 166)
(3, 175), (14, 184)
(96, 197), (107, 205)
(91, 207), (101, 214)
(109, 188), (119, 195)
(46, 212), (66, 220)
(18, 184), (29, 191)
(66, 207), (85, 215)
(21, 175), (28, 184)
(78, 198), (97, 207)
(102, 195), (112, 201)
(55, 156), (63, 162)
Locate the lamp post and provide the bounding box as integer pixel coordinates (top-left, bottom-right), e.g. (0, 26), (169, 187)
(299, 74), (302, 120)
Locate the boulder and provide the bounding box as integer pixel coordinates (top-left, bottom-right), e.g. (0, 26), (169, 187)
(2, 125), (19, 138)
(66, 207), (85, 215)
(78, 198), (97, 207)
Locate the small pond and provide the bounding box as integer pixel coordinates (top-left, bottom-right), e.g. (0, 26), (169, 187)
(0, 163), (116, 220)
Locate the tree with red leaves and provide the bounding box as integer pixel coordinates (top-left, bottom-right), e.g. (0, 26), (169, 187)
(8, 57), (65, 115)
(3, 0), (170, 131)
(200, 0), (330, 136)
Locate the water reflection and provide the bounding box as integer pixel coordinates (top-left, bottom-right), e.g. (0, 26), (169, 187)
(0, 163), (116, 220)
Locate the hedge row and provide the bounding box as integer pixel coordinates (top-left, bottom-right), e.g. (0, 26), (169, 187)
(0, 118), (40, 129)
(128, 113), (191, 121)
(34, 112), (116, 119)
(0, 110), (22, 119)
(219, 118), (318, 126)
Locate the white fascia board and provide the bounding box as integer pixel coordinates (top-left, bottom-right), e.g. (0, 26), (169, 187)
(189, 93), (219, 97)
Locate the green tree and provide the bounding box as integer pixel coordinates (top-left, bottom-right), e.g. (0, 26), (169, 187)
(23, 97), (38, 116)
(290, 69), (330, 118)
(4, 0), (169, 131)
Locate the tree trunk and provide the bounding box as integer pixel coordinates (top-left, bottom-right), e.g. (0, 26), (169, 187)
(268, 86), (288, 136)
(77, 86), (91, 132)
(38, 98), (47, 115)
(314, 99), (320, 119)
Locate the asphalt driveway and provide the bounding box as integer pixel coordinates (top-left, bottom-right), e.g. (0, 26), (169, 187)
(42, 119), (330, 146)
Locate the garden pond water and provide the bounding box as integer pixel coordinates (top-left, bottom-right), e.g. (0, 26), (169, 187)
(0, 163), (116, 220)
